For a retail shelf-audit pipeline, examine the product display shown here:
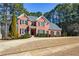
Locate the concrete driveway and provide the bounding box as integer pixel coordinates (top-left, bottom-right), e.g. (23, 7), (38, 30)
(0, 36), (79, 56)
(6, 43), (79, 56)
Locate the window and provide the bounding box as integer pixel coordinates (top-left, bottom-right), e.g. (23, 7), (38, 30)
(39, 22), (45, 26)
(25, 29), (27, 33)
(22, 20), (24, 24)
(20, 28), (26, 35)
(38, 30), (45, 34)
(54, 31), (57, 36)
(56, 31), (60, 36)
(51, 31), (54, 36)
(22, 29), (25, 35)
(25, 20), (28, 25)
(20, 20), (27, 24)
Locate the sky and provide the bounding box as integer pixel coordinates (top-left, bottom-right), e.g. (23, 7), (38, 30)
(23, 3), (58, 13)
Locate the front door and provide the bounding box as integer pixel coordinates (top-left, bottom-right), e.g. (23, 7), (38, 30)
(31, 28), (36, 35)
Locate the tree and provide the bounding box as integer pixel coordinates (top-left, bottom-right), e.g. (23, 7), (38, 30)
(29, 12), (42, 17)
(44, 3), (79, 36)
(54, 3), (79, 36)
(0, 4), (11, 39)
(9, 12), (18, 38)
(0, 3), (29, 39)
(14, 3), (29, 15)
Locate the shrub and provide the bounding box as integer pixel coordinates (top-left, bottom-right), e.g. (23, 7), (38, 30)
(36, 33), (48, 37)
(8, 32), (19, 39)
(19, 33), (31, 39)
(62, 32), (67, 36)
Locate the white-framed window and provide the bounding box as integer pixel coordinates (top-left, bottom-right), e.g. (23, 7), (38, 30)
(25, 29), (27, 33)
(20, 20), (25, 24)
(38, 30), (45, 34)
(20, 28), (26, 35)
(56, 31), (60, 36)
(25, 20), (28, 25)
(38, 22), (45, 26)
(54, 31), (57, 36)
(51, 31), (54, 35)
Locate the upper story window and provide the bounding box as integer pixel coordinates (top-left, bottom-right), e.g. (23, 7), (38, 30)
(39, 22), (45, 26)
(25, 20), (28, 25)
(20, 20), (24, 24)
(20, 20), (28, 25)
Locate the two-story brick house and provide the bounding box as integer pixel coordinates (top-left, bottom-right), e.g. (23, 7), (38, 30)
(17, 13), (62, 37)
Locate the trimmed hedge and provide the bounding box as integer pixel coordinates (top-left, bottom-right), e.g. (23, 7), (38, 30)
(36, 34), (48, 37)
(19, 33), (31, 39)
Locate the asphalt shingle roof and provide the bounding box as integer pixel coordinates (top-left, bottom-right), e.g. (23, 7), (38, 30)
(49, 22), (62, 30)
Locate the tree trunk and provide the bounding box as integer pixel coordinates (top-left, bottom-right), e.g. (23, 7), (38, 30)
(5, 23), (8, 39)
(3, 6), (8, 39)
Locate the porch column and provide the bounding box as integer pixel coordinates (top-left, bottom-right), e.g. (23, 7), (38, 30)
(29, 27), (31, 35)
(36, 28), (38, 35)
(48, 30), (51, 37)
(59, 31), (61, 36)
(49, 30), (51, 35)
(54, 31), (57, 36)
